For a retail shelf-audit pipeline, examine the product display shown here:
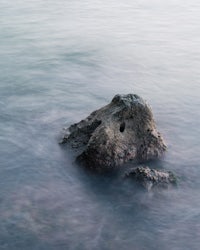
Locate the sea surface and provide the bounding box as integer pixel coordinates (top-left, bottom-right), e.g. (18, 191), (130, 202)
(0, 0), (200, 249)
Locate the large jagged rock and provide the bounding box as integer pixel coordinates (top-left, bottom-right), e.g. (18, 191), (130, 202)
(61, 94), (167, 171)
(125, 166), (177, 190)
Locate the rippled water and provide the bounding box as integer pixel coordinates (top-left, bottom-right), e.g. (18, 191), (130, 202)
(1, 0), (200, 249)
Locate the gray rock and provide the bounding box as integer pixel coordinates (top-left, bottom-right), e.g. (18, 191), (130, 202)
(61, 94), (167, 171)
(125, 166), (177, 190)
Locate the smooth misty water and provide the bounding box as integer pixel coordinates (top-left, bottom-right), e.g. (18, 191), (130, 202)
(1, 0), (200, 249)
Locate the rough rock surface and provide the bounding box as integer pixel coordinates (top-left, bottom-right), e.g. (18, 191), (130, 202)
(125, 166), (177, 190)
(61, 94), (167, 171)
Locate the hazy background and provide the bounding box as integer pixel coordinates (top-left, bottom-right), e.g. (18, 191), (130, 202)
(0, 0), (200, 249)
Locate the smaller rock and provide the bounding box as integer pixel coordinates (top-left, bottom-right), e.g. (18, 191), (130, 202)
(125, 166), (177, 191)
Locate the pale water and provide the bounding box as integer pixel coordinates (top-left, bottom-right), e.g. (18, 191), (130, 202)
(0, 0), (200, 249)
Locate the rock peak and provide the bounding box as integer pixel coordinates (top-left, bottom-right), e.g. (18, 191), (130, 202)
(112, 94), (146, 107)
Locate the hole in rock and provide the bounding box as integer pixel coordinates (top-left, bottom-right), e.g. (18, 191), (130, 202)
(120, 122), (125, 133)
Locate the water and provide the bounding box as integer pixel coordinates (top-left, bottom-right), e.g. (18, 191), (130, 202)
(0, 0), (200, 249)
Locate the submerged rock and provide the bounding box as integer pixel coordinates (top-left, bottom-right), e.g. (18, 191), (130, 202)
(61, 94), (167, 171)
(125, 166), (177, 190)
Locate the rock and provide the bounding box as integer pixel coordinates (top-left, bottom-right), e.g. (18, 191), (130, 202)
(125, 166), (177, 190)
(61, 94), (167, 171)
